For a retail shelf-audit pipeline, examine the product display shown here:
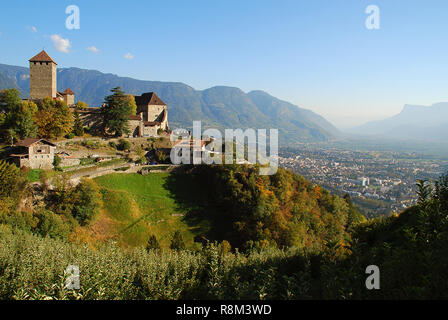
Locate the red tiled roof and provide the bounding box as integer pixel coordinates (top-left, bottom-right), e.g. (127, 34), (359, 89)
(62, 88), (74, 95)
(16, 138), (56, 147)
(29, 50), (57, 65)
(134, 92), (166, 106)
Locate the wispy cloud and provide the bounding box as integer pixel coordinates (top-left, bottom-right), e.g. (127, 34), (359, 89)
(50, 34), (71, 53)
(124, 52), (134, 60)
(27, 26), (37, 33)
(87, 46), (99, 53)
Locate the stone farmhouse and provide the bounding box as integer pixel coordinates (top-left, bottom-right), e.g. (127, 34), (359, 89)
(10, 138), (56, 169)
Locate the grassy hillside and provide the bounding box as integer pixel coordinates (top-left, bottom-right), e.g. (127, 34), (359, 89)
(91, 173), (208, 249)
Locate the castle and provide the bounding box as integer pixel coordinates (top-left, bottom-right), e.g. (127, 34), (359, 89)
(28, 50), (168, 137)
(29, 50), (75, 106)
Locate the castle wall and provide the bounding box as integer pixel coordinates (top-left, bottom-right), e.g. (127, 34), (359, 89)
(147, 105), (166, 122)
(127, 120), (143, 137)
(29, 62), (57, 99)
(143, 125), (159, 137)
(64, 94), (75, 106)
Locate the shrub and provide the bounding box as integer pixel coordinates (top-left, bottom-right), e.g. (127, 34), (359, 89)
(109, 141), (117, 149)
(117, 139), (131, 151)
(81, 139), (100, 149)
(65, 132), (75, 139)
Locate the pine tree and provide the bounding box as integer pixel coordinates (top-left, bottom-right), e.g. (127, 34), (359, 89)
(146, 235), (161, 251)
(101, 87), (135, 137)
(170, 231), (186, 251)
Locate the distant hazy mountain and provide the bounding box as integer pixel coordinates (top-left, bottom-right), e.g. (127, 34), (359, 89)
(347, 103), (448, 142)
(0, 63), (339, 144)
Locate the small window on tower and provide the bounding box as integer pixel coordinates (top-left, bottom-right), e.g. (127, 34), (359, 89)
(40, 62), (42, 65)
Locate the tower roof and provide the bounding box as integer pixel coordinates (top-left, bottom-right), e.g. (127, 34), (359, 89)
(134, 92), (166, 106)
(62, 88), (74, 95)
(29, 50), (57, 65)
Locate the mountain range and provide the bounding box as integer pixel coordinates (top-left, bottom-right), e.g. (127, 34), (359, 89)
(347, 102), (448, 142)
(0, 63), (339, 145)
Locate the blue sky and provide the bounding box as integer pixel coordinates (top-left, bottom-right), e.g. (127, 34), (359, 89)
(1, 0), (448, 128)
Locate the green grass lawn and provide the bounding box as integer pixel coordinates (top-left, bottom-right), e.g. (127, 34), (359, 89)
(27, 169), (42, 182)
(27, 169), (58, 182)
(94, 173), (208, 249)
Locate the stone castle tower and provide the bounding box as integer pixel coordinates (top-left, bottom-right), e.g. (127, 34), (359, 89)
(29, 50), (57, 99)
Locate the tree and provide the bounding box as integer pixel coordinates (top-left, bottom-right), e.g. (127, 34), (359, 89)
(170, 231), (186, 251)
(343, 193), (365, 229)
(73, 110), (84, 136)
(35, 209), (70, 240)
(146, 235), (161, 251)
(135, 146), (146, 164)
(0, 160), (28, 211)
(0, 88), (22, 113)
(53, 154), (61, 169)
(71, 178), (101, 226)
(34, 98), (74, 139)
(75, 101), (88, 110)
(123, 95), (137, 115)
(0, 89), (38, 141)
(101, 87), (135, 137)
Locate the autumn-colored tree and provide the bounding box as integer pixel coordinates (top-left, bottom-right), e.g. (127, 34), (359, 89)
(75, 101), (88, 110)
(123, 94), (137, 115)
(34, 98), (74, 139)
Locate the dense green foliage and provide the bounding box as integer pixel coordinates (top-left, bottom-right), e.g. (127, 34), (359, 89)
(0, 163), (102, 242)
(101, 87), (136, 137)
(73, 110), (84, 136)
(168, 165), (364, 251)
(0, 89), (38, 142)
(116, 138), (131, 151)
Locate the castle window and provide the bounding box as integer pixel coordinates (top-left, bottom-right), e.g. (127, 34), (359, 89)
(46, 62), (48, 65)
(40, 62), (42, 65)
